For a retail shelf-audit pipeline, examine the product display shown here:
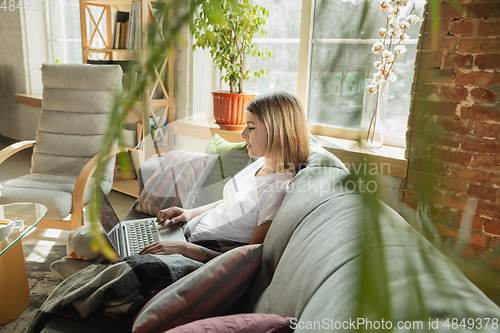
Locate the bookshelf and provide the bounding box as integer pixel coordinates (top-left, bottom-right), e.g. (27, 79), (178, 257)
(79, 0), (174, 139)
(79, 0), (174, 196)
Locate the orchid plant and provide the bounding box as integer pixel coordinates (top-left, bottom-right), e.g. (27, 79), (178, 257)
(364, 0), (420, 144)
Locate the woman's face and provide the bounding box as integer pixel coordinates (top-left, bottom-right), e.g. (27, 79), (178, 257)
(241, 111), (268, 158)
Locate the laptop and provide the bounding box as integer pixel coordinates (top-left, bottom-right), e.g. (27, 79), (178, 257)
(95, 185), (186, 258)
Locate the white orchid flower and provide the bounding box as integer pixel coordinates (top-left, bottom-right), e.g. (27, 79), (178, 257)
(382, 50), (395, 62)
(367, 84), (379, 94)
(389, 27), (401, 37)
(407, 15), (420, 24)
(388, 7), (398, 16)
(379, 0), (389, 9)
(373, 72), (384, 83)
(388, 72), (397, 82)
(372, 41), (384, 53)
(395, 45), (407, 56)
(389, 19), (400, 29)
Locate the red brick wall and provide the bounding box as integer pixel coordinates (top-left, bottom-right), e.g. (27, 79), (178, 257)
(403, 0), (500, 268)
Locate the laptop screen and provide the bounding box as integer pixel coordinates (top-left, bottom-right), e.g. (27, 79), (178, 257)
(98, 191), (121, 234)
(94, 185), (122, 256)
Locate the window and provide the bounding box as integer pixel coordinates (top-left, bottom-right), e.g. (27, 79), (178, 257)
(240, 0), (425, 147)
(244, 0), (302, 94)
(32, 0), (425, 148)
(45, 0), (82, 63)
(19, 0), (82, 94)
(302, 0), (425, 146)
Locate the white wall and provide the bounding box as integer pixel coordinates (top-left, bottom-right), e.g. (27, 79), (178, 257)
(174, 22), (215, 120)
(0, 10), (47, 141)
(0, 11), (29, 140)
(173, 24), (191, 121)
(24, 9), (48, 95)
(192, 48), (214, 117)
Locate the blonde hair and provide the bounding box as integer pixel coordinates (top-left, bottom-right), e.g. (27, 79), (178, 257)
(246, 91), (310, 174)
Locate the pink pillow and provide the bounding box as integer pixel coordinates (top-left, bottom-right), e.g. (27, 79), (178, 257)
(133, 244), (263, 333)
(133, 150), (218, 216)
(164, 313), (293, 333)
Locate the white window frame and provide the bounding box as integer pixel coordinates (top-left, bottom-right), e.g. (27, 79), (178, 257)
(21, 8), (49, 94)
(297, 0), (417, 148)
(20, 0), (82, 95)
(45, 0), (82, 62)
(44, 0), (82, 63)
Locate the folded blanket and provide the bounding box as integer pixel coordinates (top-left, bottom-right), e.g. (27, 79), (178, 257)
(25, 254), (202, 333)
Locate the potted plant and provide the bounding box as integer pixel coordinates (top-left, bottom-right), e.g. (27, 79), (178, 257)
(192, 0), (271, 130)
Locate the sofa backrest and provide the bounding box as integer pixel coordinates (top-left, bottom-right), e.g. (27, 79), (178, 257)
(307, 142), (348, 171)
(33, 63), (122, 186)
(242, 160), (500, 331)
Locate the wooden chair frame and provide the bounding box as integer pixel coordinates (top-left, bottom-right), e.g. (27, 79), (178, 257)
(0, 141), (126, 230)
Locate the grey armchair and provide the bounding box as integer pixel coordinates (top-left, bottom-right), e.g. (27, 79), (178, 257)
(0, 63), (124, 230)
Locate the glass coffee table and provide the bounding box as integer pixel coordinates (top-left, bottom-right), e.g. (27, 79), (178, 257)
(0, 203), (48, 325)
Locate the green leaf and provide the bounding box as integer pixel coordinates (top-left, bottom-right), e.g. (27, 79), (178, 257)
(190, 0), (270, 91)
(357, 0), (371, 36)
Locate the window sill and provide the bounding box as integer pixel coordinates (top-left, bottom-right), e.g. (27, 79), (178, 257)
(312, 135), (407, 179)
(14, 94), (42, 108)
(13, 95), (408, 179)
(173, 115), (408, 179)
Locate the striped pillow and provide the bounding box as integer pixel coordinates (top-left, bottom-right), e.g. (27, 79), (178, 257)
(132, 244), (263, 333)
(133, 150), (218, 216)
(163, 313), (293, 333)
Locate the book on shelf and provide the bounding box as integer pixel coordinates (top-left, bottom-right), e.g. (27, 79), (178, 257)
(112, 11), (129, 49)
(112, 20), (120, 49)
(111, 3), (141, 50)
(128, 1), (141, 50)
(120, 22), (127, 49)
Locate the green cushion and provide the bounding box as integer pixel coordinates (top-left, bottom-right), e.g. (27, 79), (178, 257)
(204, 134), (249, 179)
(194, 134), (252, 207)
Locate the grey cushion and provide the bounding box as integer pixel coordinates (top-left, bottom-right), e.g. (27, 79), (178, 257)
(242, 166), (500, 328)
(0, 174), (111, 220)
(32, 63), (122, 180)
(0, 63), (122, 220)
(308, 141), (348, 171)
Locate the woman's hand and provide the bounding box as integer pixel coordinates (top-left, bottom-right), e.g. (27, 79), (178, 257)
(139, 241), (186, 255)
(157, 207), (192, 226)
(139, 241), (221, 263)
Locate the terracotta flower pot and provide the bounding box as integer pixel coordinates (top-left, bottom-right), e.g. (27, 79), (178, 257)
(211, 90), (258, 131)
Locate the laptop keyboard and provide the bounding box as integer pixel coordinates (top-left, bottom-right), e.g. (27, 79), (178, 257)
(126, 220), (157, 255)
(107, 228), (120, 253)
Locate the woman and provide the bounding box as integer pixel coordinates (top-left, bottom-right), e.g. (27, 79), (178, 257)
(140, 91), (310, 262)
